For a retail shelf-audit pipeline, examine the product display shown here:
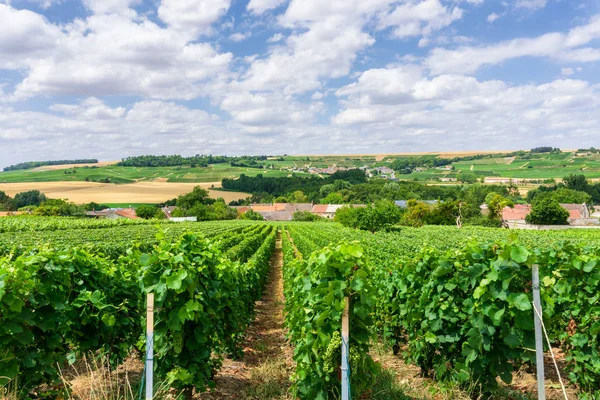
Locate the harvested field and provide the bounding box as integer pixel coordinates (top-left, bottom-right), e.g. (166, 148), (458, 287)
(30, 161), (119, 172)
(0, 181), (250, 204)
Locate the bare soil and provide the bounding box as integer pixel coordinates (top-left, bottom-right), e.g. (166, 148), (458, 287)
(198, 232), (294, 399)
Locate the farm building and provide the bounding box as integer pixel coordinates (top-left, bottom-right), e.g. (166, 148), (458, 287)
(86, 208), (140, 220)
(502, 203), (597, 228)
(395, 200), (439, 208)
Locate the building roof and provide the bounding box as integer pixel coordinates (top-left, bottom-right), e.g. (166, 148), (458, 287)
(259, 211), (295, 221)
(326, 204), (345, 213)
(115, 208), (140, 220)
(291, 203), (313, 212)
(252, 205), (277, 212)
(502, 204), (531, 221)
(311, 204), (329, 213)
(395, 200), (439, 208)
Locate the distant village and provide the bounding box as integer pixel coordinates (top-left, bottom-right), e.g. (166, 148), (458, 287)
(82, 200), (600, 230)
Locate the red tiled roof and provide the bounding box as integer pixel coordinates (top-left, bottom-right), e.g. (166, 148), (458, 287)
(115, 208), (140, 220)
(568, 210), (582, 219)
(252, 205), (277, 212)
(312, 204), (329, 213)
(502, 204), (531, 221)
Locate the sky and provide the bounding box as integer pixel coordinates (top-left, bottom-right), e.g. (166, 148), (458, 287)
(1, 0), (600, 167)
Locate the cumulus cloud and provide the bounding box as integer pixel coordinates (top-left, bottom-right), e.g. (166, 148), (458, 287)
(157, 0), (230, 37)
(515, 0), (547, 10)
(230, 32), (250, 42)
(8, 12), (233, 100)
(332, 66), (600, 151)
(377, 0), (463, 39)
(424, 14), (600, 74)
(82, 0), (140, 15)
(487, 12), (501, 22)
(247, 0), (286, 14)
(0, 4), (62, 69)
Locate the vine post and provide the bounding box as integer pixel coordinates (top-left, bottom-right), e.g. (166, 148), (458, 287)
(146, 293), (155, 400)
(532, 265), (545, 400)
(341, 296), (350, 400)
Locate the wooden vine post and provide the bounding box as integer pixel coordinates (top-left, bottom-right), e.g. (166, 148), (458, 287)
(341, 296), (350, 400)
(146, 293), (155, 400)
(532, 265), (546, 400)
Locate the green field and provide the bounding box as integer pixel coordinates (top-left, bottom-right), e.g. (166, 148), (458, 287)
(2, 152), (600, 187)
(402, 151), (600, 181)
(0, 163), (304, 184)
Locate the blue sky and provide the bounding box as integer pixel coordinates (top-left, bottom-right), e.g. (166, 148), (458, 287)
(1, 0), (600, 167)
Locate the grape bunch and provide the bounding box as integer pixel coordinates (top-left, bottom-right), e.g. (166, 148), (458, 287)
(172, 331), (184, 355)
(323, 331), (342, 374)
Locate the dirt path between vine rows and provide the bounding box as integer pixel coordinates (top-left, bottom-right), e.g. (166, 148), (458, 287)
(199, 231), (294, 399)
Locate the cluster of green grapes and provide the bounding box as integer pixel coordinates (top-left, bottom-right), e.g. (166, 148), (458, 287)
(172, 332), (184, 355)
(323, 331), (342, 374)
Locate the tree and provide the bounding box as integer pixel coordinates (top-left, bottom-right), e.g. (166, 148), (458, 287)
(485, 193), (514, 222)
(563, 174), (589, 192)
(321, 192), (344, 204)
(176, 186), (213, 209)
(84, 202), (109, 211)
(136, 205), (159, 219)
(240, 210), (264, 220)
(526, 198), (569, 225)
(211, 201), (237, 220)
(13, 190), (47, 209)
(400, 201), (431, 227)
(0, 191), (14, 211)
(336, 201), (402, 232)
(289, 190), (309, 203)
(293, 211), (324, 221)
(33, 199), (83, 216)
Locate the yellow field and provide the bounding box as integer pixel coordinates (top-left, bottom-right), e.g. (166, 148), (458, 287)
(31, 161), (119, 172)
(0, 182), (250, 204)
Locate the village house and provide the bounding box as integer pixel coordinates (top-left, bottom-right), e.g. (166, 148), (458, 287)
(86, 208), (140, 220)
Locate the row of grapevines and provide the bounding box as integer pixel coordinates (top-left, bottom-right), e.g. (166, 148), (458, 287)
(371, 239), (600, 395)
(285, 222), (600, 396)
(282, 231), (378, 399)
(135, 228), (277, 395)
(0, 248), (141, 397)
(1, 222), (277, 398)
(0, 221), (257, 259)
(0, 215), (158, 233)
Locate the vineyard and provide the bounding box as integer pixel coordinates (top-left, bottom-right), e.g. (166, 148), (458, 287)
(1, 217), (599, 399)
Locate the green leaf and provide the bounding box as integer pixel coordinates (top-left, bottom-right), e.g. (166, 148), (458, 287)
(101, 313), (116, 327)
(165, 270), (188, 290)
(424, 332), (437, 344)
(510, 293), (532, 311)
(511, 246), (530, 263)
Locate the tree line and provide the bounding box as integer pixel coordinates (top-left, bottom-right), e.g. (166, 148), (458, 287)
(117, 154), (269, 168)
(3, 159), (98, 172)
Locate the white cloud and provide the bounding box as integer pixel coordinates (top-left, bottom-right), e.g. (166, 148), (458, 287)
(377, 0), (463, 39)
(0, 4), (62, 69)
(158, 0), (230, 38)
(240, 0), (395, 94)
(267, 33), (284, 43)
(332, 66), (600, 151)
(10, 13), (233, 100)
(487, 12), (500, 22)
(247, 0), (286, 14)
(230, 32), (250, 42)
(515, 0), (547, 10)
(424, 14), (600, 74)
(560, 67), (582, 76)
(82, 0), (140, 15)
